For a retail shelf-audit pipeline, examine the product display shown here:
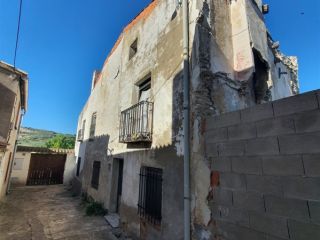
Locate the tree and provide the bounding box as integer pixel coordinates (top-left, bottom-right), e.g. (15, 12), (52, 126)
(45, 134), (75, 149)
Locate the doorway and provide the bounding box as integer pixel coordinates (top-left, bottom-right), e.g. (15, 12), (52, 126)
(116, 159), (124, 213)
(110, 158), (124, 213)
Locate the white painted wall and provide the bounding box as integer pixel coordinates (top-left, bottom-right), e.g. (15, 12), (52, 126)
(10, 152), (31, 186)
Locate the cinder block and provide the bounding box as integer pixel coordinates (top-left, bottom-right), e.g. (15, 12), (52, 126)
(233, 191), (265, 212)
(245, 137), (279, 156)
(309, 201), (320, 224)
(205, 127), (228, 143)
(232, 156), (262, 175)
(209, 187), (233, 206)
(256, 116), (295, 137)
(294, 110), (320, 133)
(288, 219), (320, 240)
(211, 157), (232, 172)
(265, 195), (309, 221)
(246, 175), (283, 196)
(279, 132), (320, 154)
(303, 154), (320, 177)
(273, 91), (318, 117)
(219, 206), (250, 227)
(217, 140), (245, 157)
(262, 155), (304, 176)
(206, 142), (218, 157)
(216, 220), (268, 240)
(206, 111), (241, 130)
(283, 177), (320, 201)
(249, 212), (289, 239)
(219, 172), (246, 190)
(266, 235), (288, 240)
(241, 102), (274, 123)
(228, 123), (256, 140)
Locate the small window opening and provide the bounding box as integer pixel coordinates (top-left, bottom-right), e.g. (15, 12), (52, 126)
(76, 157), (81, 177)
(89, 113), (97, 139)
(253, 49), (270, 103)
(91, 161), (101, 189)
(129, 39), (138, 60)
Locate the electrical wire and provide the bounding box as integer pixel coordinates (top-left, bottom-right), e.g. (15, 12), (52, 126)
(13, 0), (23, 69)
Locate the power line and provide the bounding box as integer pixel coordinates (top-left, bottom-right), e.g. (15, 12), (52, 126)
(13, 0), (23, 69)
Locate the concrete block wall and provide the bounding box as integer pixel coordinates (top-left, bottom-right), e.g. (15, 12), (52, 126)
(204, 90), (320, 240)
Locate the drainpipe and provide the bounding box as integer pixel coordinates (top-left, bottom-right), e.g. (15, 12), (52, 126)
(182, 0), (190, 239)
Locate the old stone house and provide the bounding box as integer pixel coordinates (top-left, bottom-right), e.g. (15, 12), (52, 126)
(0, 61), (28, 200)
(74, 0), (299, 239)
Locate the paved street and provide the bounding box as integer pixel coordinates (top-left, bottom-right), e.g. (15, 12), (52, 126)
(0, 185), (116, 240)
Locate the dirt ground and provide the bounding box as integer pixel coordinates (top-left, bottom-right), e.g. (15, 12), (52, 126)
(0, 185), (116, 240)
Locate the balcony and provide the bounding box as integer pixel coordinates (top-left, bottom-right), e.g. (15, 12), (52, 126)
(119, 101), (153, 143)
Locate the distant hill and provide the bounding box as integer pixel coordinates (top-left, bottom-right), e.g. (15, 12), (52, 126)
(18, 127), (75, 148)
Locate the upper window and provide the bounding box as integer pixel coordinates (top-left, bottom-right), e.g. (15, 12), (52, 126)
(138, 78), (151, 102)
(138, 166), (163, 225)
(89, 113), (97, 139)
(129, 39), (138, 60)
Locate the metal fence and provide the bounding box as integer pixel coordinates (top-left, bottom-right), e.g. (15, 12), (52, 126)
(119, 101), (153, 143)
(27, 168), (64, 185)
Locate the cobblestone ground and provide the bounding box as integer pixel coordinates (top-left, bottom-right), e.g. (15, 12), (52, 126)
(0, 185), (116, 240)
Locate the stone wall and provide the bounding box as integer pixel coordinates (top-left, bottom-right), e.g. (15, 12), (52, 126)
(197, 90), (320, 239)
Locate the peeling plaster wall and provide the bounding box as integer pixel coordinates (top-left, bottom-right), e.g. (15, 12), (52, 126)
(75, 1), (185, 239)
(0, 69), (24, 199)
(74, 0), (299, 239)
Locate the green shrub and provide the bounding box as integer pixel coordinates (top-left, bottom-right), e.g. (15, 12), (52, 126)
(85, 201), (107, 216)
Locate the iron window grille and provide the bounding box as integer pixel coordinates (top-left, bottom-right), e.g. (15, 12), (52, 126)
(89, 113), (97, 139)
(119, 101), (153, 143)
(138, 167), (163, 225)
(91, 161), (100, 189)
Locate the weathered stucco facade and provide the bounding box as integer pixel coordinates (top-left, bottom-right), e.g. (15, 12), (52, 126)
(0, 61), (28, 200)
(74, 1), (298, 239)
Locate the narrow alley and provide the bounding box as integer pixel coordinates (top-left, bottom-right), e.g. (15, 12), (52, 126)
(0, 185), (116, 240)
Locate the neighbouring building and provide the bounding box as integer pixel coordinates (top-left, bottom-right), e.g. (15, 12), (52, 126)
(0, 61), (28, 200)
(10, 146), (75, 187)
(74, 0), (299, 239)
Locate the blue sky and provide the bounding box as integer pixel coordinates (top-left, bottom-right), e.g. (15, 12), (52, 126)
(0, 0), (319, 134)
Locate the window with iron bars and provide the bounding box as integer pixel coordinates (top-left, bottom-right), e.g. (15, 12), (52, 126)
(138, 167), (163, 225)
(91, 161), (100, 189)
(89, 113), (96, 139)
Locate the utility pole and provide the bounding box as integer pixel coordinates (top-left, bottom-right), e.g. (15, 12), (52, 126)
(182, 0), (190, 239)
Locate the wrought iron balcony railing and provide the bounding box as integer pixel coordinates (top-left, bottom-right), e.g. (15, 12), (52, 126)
(119, 101), (153, 143)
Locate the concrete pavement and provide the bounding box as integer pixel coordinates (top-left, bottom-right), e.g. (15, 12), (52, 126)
(0, 185), (117, 240)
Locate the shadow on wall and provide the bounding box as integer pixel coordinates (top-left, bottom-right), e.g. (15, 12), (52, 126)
(71, 134), (110, 197)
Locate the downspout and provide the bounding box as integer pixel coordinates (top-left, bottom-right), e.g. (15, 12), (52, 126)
(182, 0), (190, 239)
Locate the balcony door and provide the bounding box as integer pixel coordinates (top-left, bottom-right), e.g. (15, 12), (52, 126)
(138, 79), (151, 135)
